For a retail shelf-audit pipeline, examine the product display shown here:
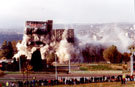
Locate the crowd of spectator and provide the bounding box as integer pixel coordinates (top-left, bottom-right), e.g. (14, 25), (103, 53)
(4, 74), (135, 87)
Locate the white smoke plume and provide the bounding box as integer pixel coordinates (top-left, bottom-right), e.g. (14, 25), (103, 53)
(75, 24), (134, 53)
(14, 26), (77, 64)
(14, 23), (134, 64)
(56, 29), (74, 63)
(97, 24), (133, 52)
(40, 44), (49, 59)
(14, 34), (32, 59)
(13, 27), (53, 60)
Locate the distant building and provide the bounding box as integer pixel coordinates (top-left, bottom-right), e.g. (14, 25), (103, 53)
(25, 20), (53, 47)
(25, 20), (53, 35)
(53, 29), (74, 43)
(25, 20), (74, 47)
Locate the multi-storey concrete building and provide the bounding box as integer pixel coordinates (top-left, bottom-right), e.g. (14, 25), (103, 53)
(25, 20), (74, 47)
(53, 29), (74, 43)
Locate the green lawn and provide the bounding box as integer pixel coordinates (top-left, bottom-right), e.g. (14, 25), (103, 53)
(79, 63), (124, 71)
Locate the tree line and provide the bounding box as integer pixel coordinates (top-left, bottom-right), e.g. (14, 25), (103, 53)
(0, 40), (131, 64)
(0, 40), (19, 59)
(82, 44), (131, 63)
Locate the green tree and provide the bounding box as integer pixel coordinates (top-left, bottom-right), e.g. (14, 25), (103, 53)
(0, 40), (9, 59)
(0, 40), (18, 59)
(122, 52), (130, 63)
(103, 45), (122, 63)
(11, 40), (17, 54)
(1, 40), (7, 49)
(6, 41), (14, 59)
(0, 50), (4, 58)
(21, 61), (32, 82)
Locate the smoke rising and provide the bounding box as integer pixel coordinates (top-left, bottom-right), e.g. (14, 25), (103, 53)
(97, 25), (133, 52)
(55, 29), (82, 63)
(75, 24), (133, 53)
(14, 26), (80, 64)
(14, 23), (134, 64)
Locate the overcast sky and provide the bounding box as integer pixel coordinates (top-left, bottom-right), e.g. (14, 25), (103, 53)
(0, 0), (134, 27)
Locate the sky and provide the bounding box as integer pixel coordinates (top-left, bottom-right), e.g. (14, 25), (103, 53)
(0, 0), (134, 27)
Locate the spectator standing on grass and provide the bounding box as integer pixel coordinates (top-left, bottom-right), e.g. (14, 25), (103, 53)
(32, 77), (36, 87)
(134, 76), (135, 81)
(6, 81), (9, 87)
(48, 79), (51, 85)
(130, 75), (133, 81)
(11, 82), (15, 87)
(0, 83), (2, 87)
(122, 73), (126, 84)
(64, 78), (67, 85)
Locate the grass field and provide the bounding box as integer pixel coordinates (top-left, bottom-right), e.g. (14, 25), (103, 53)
(79, 63), (124, 71)
(42, 82), (135, 87)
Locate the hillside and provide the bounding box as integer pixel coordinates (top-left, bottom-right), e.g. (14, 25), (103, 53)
(0, 33), (23, 46)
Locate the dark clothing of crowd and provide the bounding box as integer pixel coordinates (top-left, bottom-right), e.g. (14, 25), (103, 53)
(5, 75), (135, 87)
